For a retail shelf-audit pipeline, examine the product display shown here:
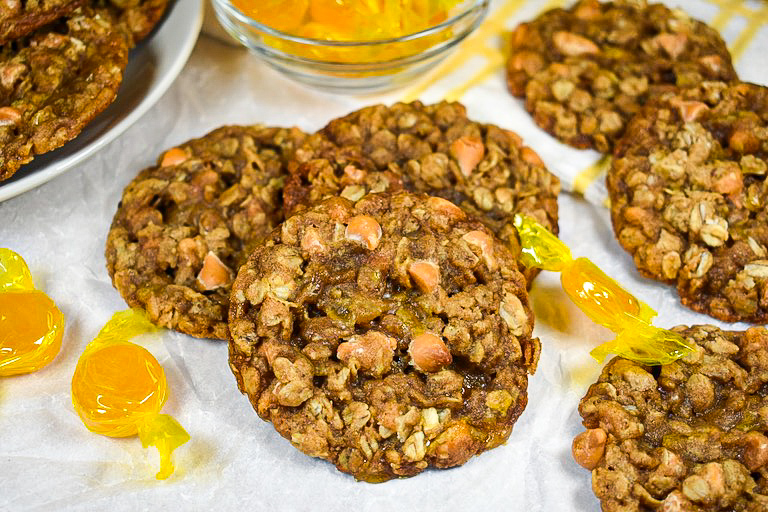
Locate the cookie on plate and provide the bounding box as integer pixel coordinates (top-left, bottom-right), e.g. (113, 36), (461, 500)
(608, 82), (768, 323)
(0, 0), (85, 44)
(506, 0), (737, 153)
(228, 191), (540, 482)
(0, 7), (130, 181)
(574, 325), (768, 511)
(104, 0), (169, 45)
(106, 125), (307, 340)
(284, 101), (560, 285)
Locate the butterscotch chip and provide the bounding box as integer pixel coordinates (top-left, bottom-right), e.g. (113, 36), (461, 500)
(228, 191), (540, 482)
(283, 101), (560, 286)
(0, 0), (85, 44)
(106, 125), (307, 340)
(0, 7), (130, 181)
(608, 82), (768, 323)
(506, 0), (737, 153)
(576, 325), (768, 511)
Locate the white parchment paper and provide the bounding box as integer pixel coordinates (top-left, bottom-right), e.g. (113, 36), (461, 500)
(1, 1), (765, 510)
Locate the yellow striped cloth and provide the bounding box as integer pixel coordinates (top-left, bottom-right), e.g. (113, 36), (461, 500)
(395, 0), (768, 207)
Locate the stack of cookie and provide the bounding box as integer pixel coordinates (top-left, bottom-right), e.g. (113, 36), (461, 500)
(105, 100), (560, 480)
(0, 0), (169, 182)
(506, 1), (768, 508)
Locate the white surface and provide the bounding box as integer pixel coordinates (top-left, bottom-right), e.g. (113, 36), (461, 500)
(0, 1), (764, 511)
(0, 0), (204, 202)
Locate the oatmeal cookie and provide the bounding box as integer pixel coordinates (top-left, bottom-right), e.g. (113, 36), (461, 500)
(104, 0), (168, 45)
(0, 7), (129, 181)
(608, 82), (768, 323)
(506, 0), (737, 153)
(229, 191), (540, 482)
(0, 0), (85, 44)
(284, 101), (560, 285)
(574, 325), (768, 512)
(106, 125), (307, 340)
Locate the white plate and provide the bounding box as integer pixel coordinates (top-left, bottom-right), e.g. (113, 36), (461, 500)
(0, 0), (203, 202)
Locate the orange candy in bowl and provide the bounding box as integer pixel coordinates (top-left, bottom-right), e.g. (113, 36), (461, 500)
(212, 0), (489, 93)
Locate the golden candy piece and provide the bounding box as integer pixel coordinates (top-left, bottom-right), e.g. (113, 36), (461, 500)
(0, 248), (64, 377)
(514, 215), (693, 365)
(561, 257), (656, 333)
(71, 310), (189, 479)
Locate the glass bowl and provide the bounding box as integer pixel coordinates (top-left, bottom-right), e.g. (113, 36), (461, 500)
(212, 0), (489, 94)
